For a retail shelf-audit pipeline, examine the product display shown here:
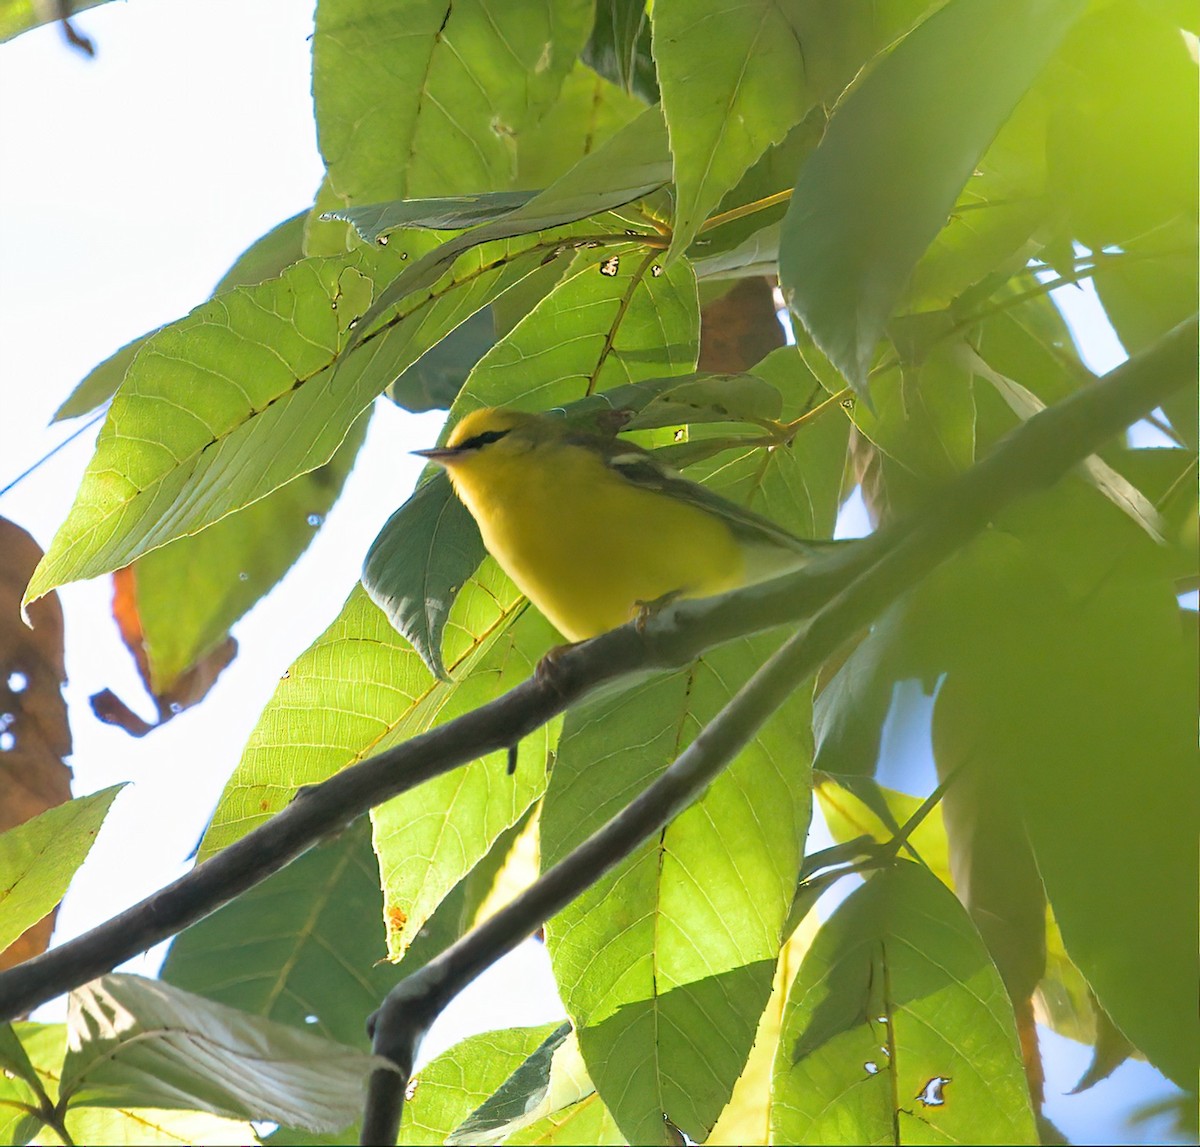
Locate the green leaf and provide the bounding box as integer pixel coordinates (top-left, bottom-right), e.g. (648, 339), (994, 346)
(361, 471), (487, 681)
(978, 497), (1198, 1089)
(583, 0), (657, 102)
(772, 862), (1037, 1145)
(902, 89), (1049, 316)
(0, 1023), (66, 1146)
(200, 564), (527, 856)
(505, 1093), (625, 1145)
(1047, 1), (1198, 251)
(0, 785), (123, 953)
(63, 1107), (259, 1146)
(447, 1022), (588, 1144)
(61, 974), (388, 1133)
(654, 0), (814, 259)
(622, 373), (782, 430)
(850, 340), (978, 519)
(130, 408), (371, 693)
(313, 0), (592, 206)
(348, 104), (672, 351)
(457, 247), (700, 413)
(780, 0), (1087, 390)
(329, 194), (538, 244)
(198, 571), (558, 961)
(515, 61), (647, 190)
(811, 607), (907, 782)
(398, 1025), (563, 1146)
(160, 821), (395, 1051)
(372, 602), (559, 958)
(0, 0), (110, 43)
(543, 633), (813, 1144)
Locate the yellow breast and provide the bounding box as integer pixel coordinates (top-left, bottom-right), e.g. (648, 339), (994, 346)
(445, 441), (745, 641)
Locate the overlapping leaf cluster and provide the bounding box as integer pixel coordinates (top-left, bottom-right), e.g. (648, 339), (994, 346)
(2, 0), (1196, 1143)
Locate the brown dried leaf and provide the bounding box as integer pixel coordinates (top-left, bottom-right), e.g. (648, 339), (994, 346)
(0, 517), (73, 970)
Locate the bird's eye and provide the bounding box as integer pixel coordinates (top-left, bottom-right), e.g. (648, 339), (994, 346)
(458, 429), (510, 450)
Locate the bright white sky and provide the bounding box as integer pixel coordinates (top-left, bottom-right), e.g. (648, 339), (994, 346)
(0, 3), (1185, 1143)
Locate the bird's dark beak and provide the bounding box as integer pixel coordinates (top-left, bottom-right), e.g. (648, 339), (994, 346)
(411, 447), (457, 464)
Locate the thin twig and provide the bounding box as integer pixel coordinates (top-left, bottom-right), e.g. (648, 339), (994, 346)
(0, 412), (105, 500)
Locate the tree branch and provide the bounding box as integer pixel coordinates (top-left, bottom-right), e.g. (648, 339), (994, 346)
(359, 315), (1196, 1143)
(0, 317), (1191, 1025)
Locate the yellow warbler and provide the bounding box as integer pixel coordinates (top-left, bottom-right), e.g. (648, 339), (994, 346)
(415, 406), (829, 642)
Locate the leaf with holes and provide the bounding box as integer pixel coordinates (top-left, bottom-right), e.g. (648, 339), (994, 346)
(772, 861), (1037, 1145)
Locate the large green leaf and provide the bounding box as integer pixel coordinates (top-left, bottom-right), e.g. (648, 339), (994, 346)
(779, 0), (1087, 390)
(0, 786), (122, 953)
(771, 861), (1037, 1145)
(160, 821), (395, 1051)
(653, 0), (814, 259)
(542, 632), (813, 1145)
(313, 0), (592, 208)
(955, 492), (1199, 1089)
(26, 226), (565, 607)
(61, 975), (386, 1133)
(515, 61), (647, 189)
(372, 603), (558, 958)
(200, 564), (522, 856)
(62, 1106), (259, 1146)
(397, 1025), (563, 1146)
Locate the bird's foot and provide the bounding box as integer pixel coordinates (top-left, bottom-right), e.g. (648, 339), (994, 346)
(534, 642), (579, 695)
(632, 589), (684, 633)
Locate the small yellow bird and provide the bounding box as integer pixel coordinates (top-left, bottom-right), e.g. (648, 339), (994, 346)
(415, 406), (830, 642)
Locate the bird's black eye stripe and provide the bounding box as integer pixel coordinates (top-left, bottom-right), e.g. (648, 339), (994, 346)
(458, 429), (510, 450)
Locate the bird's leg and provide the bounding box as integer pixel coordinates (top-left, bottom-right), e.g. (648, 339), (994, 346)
(534, 642), (581, 695)
(631, 588), (685, 633)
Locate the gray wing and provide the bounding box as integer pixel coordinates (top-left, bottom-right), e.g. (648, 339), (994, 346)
(597, 442), (832, 557)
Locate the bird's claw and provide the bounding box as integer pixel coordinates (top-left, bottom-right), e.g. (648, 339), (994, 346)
(534, 642), (579, 695)
(632, 589), (684, 633)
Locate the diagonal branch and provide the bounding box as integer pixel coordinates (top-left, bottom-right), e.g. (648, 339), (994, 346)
(0, 316), (1192, 1025)
(359, 315), (1196, 1143)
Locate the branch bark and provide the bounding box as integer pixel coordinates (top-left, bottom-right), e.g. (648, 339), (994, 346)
(0, 316), (1191, 1029)
(359, 315), (1196, 1143)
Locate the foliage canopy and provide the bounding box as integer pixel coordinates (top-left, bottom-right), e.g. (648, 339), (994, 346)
(0, 0), (1196, 1144)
